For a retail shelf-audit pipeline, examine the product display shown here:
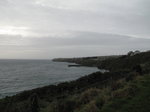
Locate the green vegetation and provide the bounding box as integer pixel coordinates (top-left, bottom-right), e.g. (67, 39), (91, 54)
(0, 51), (150, 112)
(101, 75), (150, 112)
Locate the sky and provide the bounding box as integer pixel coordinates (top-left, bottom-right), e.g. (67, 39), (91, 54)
(0, 0), (150, 59)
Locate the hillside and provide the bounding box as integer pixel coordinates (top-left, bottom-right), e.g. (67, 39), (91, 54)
(0, 51), (150, 112)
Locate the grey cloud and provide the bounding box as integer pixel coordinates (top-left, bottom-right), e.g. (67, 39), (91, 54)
(0, 34), (30, 46)
(0, 0), (150, 38)
(28, 31), (150, 47)
(0, 0), (150, 59)
(0, 31), (150, 59)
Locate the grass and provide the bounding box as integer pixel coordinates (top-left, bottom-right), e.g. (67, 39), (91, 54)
(101, 75), (150, 112)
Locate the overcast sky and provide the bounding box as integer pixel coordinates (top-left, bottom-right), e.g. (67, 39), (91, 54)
(0, 0), (150, 59)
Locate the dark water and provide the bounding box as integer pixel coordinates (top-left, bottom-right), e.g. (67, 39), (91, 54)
(0, 59), (99, 98)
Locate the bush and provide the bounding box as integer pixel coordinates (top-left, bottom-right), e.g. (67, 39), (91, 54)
(77, 101), (101, 112)
(78, 88), (101, 105)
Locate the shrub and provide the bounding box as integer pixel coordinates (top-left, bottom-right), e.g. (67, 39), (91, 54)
(78, 88), (101, 105)
(77, 101), (100, 112)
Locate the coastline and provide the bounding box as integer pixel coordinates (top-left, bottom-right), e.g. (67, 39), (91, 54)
(0, 60), (99, 99)
(0, 51), (150, 112)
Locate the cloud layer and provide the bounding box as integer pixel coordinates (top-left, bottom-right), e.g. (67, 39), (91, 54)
(0, 0), (150, 59)
(0, 32), (149, 59)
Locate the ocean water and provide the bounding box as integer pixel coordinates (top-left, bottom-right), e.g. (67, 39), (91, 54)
(0, 59), (99, 98)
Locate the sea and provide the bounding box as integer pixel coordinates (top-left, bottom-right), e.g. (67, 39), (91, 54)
(0, 59), (99, 98)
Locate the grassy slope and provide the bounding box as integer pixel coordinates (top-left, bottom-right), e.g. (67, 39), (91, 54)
(99, 51), (150, 71)
(41, 51), (150, 112)
(40, 74), (150, 112)
(101, 74), (150, 112)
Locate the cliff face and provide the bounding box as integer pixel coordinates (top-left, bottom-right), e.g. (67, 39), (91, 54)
(0, 51), (150, 112)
